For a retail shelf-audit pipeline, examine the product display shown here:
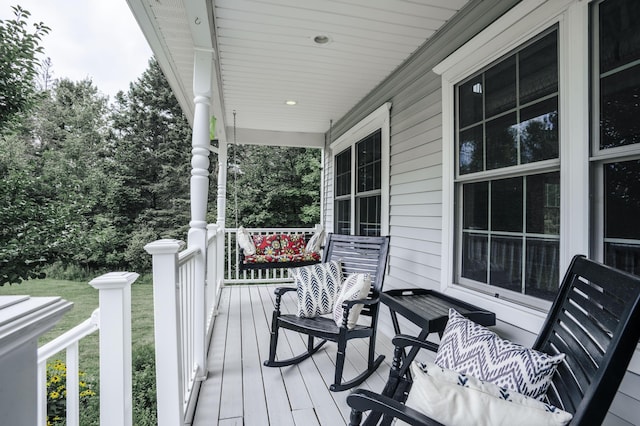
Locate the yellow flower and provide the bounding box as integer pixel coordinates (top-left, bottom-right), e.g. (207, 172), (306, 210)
(79, 381), (87, 387)
(49, 391), (60, 399)
(50, 375), (61, 383)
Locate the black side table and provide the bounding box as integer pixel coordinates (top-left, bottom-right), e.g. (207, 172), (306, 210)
(374, 288), (495, 424)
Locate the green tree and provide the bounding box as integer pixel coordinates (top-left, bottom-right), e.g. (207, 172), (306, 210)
(228, 145), (321, 228)
(0, 78), (112, 285)
(0, 6), (49, 128)
(34, 79), (113, 271)
(109, 58), (193, 271)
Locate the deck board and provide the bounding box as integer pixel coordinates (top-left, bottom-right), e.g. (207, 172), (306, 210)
(192, 284), (395, 425)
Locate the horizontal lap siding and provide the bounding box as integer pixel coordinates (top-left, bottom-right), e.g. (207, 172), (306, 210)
(324, 0), (640, 422)
(327, 0), (520, 336)
(327, 0), (522, 346)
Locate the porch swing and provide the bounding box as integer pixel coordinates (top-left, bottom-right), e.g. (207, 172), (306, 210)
(230, 111), (325, 272)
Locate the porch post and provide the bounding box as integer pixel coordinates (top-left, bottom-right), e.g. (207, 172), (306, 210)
(216, 139), (228, 286)
(89, 272), (138, 426)
(144, 239), (184, 426)
(188, 48), (214, 382)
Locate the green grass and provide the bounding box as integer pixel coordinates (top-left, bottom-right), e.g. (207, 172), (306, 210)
(0, 277), (155, 376)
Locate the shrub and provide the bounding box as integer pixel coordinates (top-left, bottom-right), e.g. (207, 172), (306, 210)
(132, 344), (158, 425)
(46, 360), (97, 425)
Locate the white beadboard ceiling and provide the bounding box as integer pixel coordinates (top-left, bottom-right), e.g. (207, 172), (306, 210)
(127, 0), (469, 145)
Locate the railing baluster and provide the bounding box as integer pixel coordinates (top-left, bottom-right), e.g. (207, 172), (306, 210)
(66, 341), (80, 426)
(37, 359), (47, 425)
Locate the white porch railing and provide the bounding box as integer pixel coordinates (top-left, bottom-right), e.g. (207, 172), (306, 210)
(37, 272), (138, 426)
(144, 224), (223, 426)
(223, 226), (318, 284)
(145, 225), (320, 425)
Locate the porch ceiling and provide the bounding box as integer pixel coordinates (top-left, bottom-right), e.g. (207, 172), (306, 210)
(126, 0), (469, 146)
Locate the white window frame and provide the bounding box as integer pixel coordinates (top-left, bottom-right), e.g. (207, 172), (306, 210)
(589, 0), (640, 265)
(433, 0), (590, 331)
(330, 102), (391, 236)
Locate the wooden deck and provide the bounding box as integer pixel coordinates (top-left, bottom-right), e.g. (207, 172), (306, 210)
(192, 284), (395, 426)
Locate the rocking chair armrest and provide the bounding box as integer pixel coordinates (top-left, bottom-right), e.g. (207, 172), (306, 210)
(347, 388), (445, 426)
(391, 334), (437, 351)
(342, 296), (379, 309)
(273, 286), (297, 312)
(274, 286), (297, 297)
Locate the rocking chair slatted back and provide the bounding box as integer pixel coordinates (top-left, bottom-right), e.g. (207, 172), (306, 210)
(323, 235), (389, 319)
(534, 255), (640, 423)
(347, 255), (640, 425)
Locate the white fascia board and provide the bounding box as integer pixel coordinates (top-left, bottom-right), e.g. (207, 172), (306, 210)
(126, 0), (195, 124)
(226, 127), (325, 149)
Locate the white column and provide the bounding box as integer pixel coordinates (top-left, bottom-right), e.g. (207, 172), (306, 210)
(89, 272), (138, 426)
(206, 223), (221, 318)
(144, 239), (184, 426)
(188, 49), (214, 381)
(216, 139), (228, 287)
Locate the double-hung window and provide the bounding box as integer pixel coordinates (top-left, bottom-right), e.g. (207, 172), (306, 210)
(331, 103), (390, 237)
(455, 29), (560, 302)
(591, 0), (640, 275)
(335, 130), (382, 236)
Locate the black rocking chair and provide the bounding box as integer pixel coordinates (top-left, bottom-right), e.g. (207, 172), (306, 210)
(347, 255), (640, 425)
(263, 234), (390, 392)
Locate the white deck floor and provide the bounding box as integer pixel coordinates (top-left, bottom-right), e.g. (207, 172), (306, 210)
(191, 284), (395, 426)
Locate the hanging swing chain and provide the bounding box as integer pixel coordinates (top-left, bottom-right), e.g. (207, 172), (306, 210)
(233, 110), (238, 229)
(324, 119), (332, 229)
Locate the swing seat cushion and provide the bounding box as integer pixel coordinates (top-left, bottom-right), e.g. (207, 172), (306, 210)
(243, 251), (321, 264)
(242, 233), (321, 265)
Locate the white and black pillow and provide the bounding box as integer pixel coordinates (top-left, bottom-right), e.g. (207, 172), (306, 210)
(435, 309), (565, 400)
(397, 360), (572, 426)
(290, 261), (342, 318)
(305, 227), (325, 253)
(237, 226), (256, 255)
(332, 273), (371, 328)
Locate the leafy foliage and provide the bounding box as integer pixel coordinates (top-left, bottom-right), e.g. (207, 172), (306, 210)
(1, 22), (320, 284)
(0, 6), (49, 127)
(132, 345), (158, 426)
(46, 360), (97, 426)
(227, 144), (321, 228)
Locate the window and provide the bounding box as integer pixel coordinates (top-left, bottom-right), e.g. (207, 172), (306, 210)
(435, 0), (591, 327)
(455, 29), (560, 302)
(334, 130), (382, 236)
(330, 103), (390, 237)
(591, 0), (640, 275)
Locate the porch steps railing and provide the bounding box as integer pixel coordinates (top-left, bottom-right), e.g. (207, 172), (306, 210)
(37, 272), (139, 426)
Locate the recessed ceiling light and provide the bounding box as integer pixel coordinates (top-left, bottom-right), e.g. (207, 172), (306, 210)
(285, 100), (297, 106)
(313, 35), (331, 45)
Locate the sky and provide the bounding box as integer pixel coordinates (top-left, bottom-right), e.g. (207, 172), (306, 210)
(2, 0), (153, 99)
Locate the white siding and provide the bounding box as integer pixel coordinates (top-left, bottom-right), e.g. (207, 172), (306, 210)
(324, 0), (640, 423)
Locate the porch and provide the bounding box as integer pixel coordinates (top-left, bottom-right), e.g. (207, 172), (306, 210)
(191, 283), (395, 426)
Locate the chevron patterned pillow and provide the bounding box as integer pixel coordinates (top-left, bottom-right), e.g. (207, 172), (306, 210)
(291, 261), (342, 318)
(435, 309), (565, 400)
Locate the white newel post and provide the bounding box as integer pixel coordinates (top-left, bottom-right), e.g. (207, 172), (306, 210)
(216, 139), (228, 287)
(89, 272), (138, 426)
(144, 239), (184, 426)
(0, 296), (72, 426)
(189, 49), (213, 382)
